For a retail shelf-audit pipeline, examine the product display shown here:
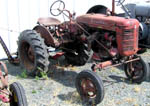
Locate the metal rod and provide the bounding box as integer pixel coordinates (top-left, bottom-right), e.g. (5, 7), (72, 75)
(102, 57), (140, 70)
(139, 43), (150, 48)
(112, 0), (115, 16)
(0, 36), (14, 62)
(0, 89), (9, 96)
(94, 39), (114, 57)
(75, 22), (113, 57)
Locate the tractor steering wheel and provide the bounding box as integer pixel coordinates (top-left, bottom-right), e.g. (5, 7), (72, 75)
(116, 0), (125, 6)
(50, 0), (65, 16)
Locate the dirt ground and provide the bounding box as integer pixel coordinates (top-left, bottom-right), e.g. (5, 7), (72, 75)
(0, 52), (150, 106)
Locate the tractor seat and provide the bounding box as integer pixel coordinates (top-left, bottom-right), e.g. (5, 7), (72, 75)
(37, 17), (61, 26)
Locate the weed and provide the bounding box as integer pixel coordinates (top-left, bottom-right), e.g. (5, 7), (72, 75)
(20, 70), (27, 78)
(35, 76), (40, 80)
(32, 90), (37, 94)
(16, 75), (21, 79)
(39, 86), (43, 90)
(40, 71), (48, 80)
(37, 67), (48, 80)
(37, 67), (43, 72)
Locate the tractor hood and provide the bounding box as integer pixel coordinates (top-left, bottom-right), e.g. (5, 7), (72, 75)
(76, 14), (139, 31)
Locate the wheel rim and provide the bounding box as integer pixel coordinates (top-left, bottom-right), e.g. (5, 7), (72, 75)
(80, 78), (97, 98)
(27, 47), (35, 62)
(20, 41), (35, 71)
(10, 90), (18, 105)
(127, 60), (144, 80)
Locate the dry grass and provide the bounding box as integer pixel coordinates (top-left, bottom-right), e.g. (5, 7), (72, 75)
(133, 86), (141, 93)
(124, 97), (136, 103)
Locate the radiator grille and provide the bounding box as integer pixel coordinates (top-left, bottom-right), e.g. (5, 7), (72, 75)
(122, 29), (134, 52)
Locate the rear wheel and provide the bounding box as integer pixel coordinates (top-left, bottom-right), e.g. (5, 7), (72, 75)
(75, 70), (104, 105)
(18, 30), (49, 76)
(9, 82), (28, 106)
(87, 5), (108, 14)
(124, 56), (150, 83)
(63, 42), (93, 66)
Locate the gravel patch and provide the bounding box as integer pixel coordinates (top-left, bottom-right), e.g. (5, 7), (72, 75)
(0, 53), (150, 106)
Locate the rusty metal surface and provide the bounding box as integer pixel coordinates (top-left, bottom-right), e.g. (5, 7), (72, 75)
(37, 17), (61, 26)
(0, 62), (29, 103)
(112, 0), (115, 15)
(33, 25), (56, 47)
(0, 62), (8, 88)
(0, 62), (9, 103)
(27, 47), (34, 62)
(81, 78), (97, 98)
(126, 59), (144, 80)
(92, 57), (140, 71)
(77, 14), (139, 56)
(0, 36), (19, 64)
(76, 14), (138, 30)
(20, 41), (35, 71)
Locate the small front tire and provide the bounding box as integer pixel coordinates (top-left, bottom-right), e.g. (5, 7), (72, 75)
(124, 56), (150, 83)
(9, 82), (28, 106)
(75, 70), (104, 105)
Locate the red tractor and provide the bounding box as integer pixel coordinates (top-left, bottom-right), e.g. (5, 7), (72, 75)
(17, 0), (150, 105)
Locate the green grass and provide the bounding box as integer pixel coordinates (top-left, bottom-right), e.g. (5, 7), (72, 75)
(32, 90), (37, 94)
(39, 86), (43, 90)
(21, 70), (28, 78)
(17, 69), (28, 79)
(35, 76), (40, 80)
(40, 71), (48, 80)
(37, 67), (49, 80)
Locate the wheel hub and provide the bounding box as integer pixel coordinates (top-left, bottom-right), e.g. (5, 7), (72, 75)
(81, 79), (96, 97)
(128, 60), (144, 79)
(27, 47), (34, 62)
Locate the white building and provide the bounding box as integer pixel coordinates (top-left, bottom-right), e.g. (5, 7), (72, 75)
(0, 0), (148, 59)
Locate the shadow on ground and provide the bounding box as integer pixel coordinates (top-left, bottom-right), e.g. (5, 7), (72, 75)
(58, 91), (95, 106)
(47, 64), (78, 88)
(45, 57), (79, 88)
(5, 61), (23, 76)
(108, 74), (150, 84)
(3, 58), (79, 88)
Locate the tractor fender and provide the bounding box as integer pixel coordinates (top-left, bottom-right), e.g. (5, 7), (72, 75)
(86, 5), (108, 14)
(33, 25), (55, 47)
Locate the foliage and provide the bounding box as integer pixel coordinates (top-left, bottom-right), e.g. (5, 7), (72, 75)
(19, 69), (28, 78)
(32, 90), (37, 94)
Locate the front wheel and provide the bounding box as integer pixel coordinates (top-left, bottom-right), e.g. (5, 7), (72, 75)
(124, 56), (150, 83)
(9, 82), (28, 106)
(75, 70), (104, 105)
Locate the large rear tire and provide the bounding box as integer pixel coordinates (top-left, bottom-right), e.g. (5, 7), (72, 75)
(18, 30), (49, 76)
(63, 42), (93, 66)
(9, 82), (28, 106)
(87, 5), (108, 14)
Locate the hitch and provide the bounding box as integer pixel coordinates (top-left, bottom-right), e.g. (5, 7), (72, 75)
(92, 57), (140, 71)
